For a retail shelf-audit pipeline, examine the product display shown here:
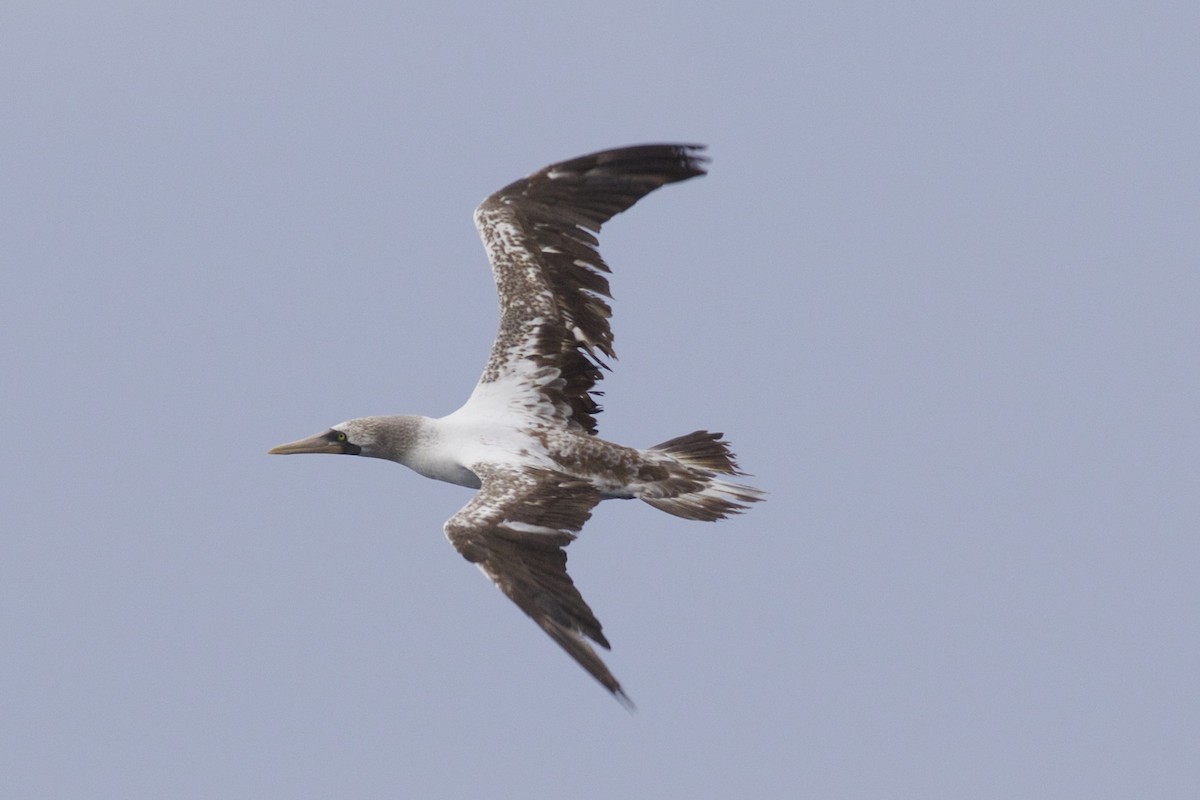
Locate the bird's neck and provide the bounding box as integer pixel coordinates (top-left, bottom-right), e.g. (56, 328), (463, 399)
(371, 414), (481, 488)
(359, 414), (430, 465)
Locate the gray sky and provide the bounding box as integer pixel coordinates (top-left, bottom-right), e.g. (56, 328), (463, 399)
(3, 2), (1197, 797)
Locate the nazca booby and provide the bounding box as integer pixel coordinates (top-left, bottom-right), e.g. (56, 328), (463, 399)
(270, 144), (763, 706)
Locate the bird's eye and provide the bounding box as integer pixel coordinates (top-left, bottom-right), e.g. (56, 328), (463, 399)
(337, 432), (347, 442)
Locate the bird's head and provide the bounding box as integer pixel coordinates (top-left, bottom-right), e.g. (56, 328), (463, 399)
(267, 419), (379, 457)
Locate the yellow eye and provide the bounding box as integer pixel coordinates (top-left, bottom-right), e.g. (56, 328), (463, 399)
(337, 432), (347, 442)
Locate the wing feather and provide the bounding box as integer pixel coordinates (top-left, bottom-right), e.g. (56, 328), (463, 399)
(443, 463), (632, 706)
(469, 144), (707, 433)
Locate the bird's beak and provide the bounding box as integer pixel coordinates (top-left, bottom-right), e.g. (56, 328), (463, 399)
(268, 430), (344, 455)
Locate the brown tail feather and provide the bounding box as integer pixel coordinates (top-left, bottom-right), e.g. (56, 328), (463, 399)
(640, 431), (764, 521)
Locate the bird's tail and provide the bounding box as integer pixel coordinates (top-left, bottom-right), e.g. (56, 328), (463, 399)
(639, 431), (764, 521)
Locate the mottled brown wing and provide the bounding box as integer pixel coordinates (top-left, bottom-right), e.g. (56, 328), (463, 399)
(442, 463), (632, 706)
(470, 144), (707, 434)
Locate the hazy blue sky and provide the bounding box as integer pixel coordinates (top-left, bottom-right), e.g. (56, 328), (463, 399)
(3, 2), (1197, 797)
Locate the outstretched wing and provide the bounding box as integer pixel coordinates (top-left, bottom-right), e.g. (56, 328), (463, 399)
(467, 144), (708, 434)
(443, 463), (631, 706)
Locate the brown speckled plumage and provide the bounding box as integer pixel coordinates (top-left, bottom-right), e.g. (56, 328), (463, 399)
(270, 145), (762, 707)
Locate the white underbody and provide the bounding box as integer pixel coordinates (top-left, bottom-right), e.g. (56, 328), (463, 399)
(404, 397), (643, 499)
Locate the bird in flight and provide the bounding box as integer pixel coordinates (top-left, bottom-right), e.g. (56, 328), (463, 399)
(270, 144), (763, 706)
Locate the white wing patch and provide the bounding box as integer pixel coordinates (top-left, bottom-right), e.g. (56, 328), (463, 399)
(500, 520), (566, 536)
